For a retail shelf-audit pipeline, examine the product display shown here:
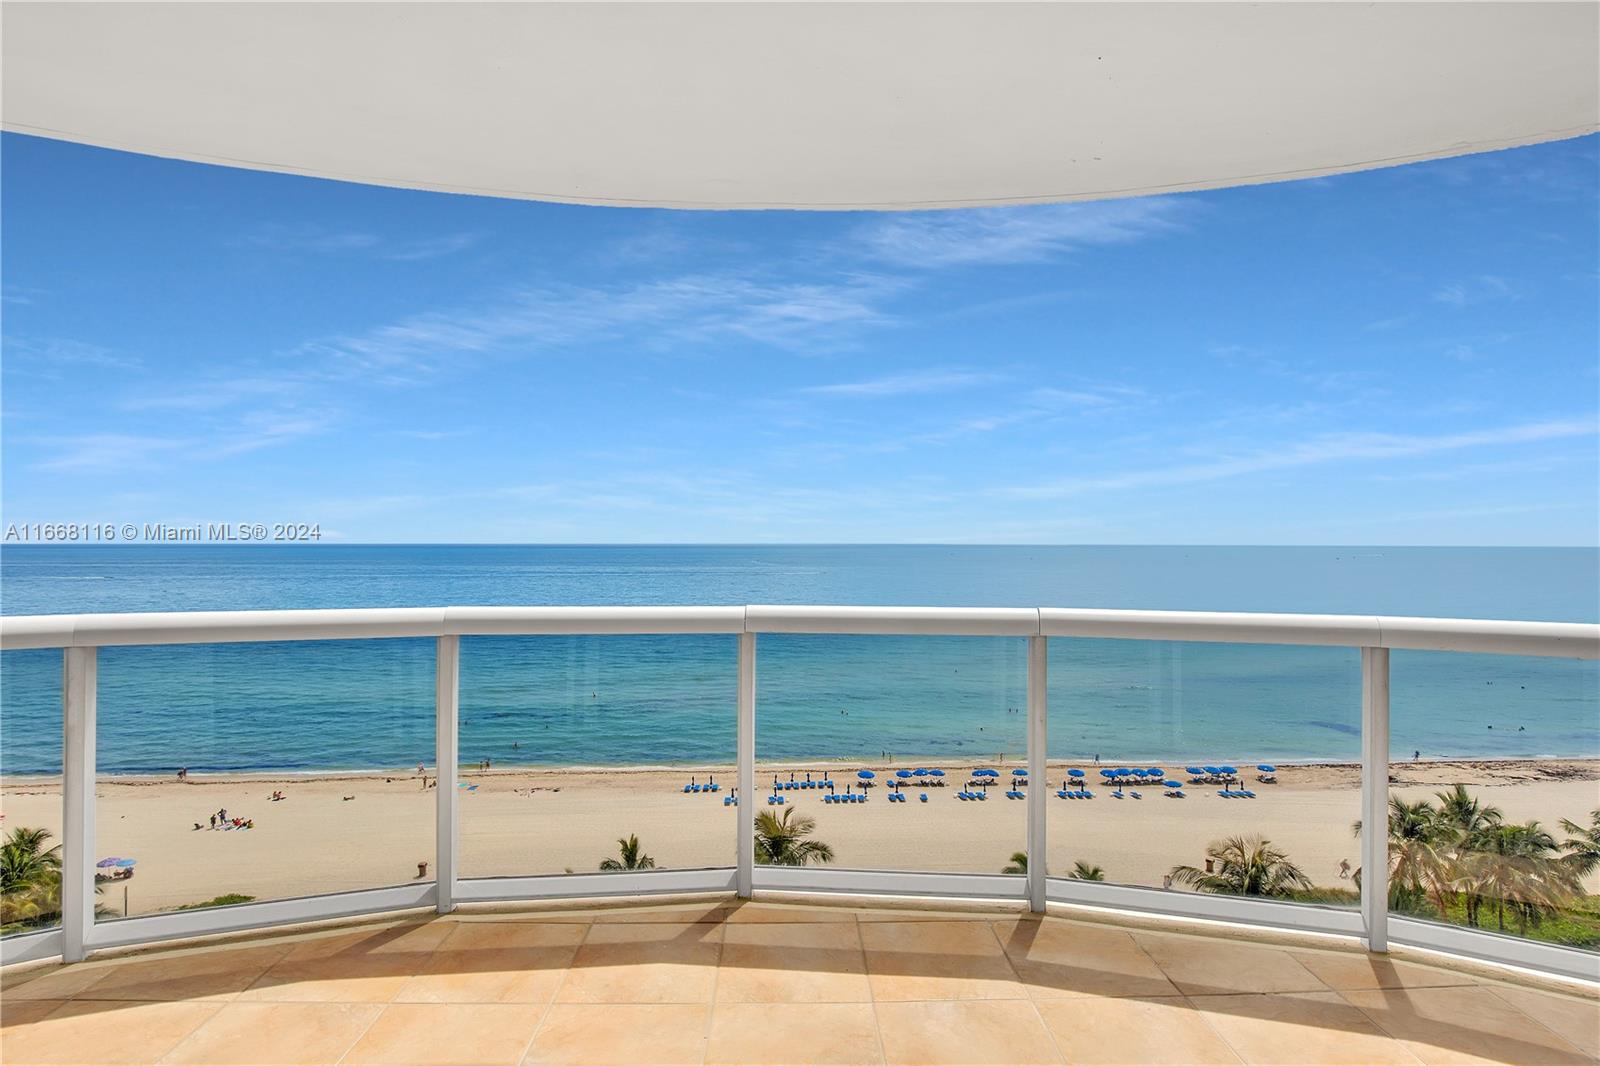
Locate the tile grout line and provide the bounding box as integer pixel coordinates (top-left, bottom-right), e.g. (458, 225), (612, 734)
(699, 920), (724, 1066)
(1479, 983), (1597, 1058)
(857, 914), (892, 1066)
(511, 919), (594, 1066)
(986, 918), (1069, 1066)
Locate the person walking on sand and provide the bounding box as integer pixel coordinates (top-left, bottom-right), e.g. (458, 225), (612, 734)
(1339, 859), (1351, 880)
(209, 814), (216, 830)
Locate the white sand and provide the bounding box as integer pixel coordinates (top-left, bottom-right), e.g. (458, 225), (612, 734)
(3, 759), (1595, 916)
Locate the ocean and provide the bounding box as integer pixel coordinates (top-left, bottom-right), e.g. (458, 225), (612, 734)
(1, 545), (1595, 773)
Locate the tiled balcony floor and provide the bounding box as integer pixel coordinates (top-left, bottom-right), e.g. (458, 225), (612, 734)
(2, 901), (1596, 1065)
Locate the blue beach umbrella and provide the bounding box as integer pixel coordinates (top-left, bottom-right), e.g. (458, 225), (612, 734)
(1220, 765), (1238, 775)
(1099, 768), (1115, 778)
(1067, 769), (1085, 778)
(929, 769), (945, 777)
(858, 770), (876, 780)
(115, 858), (137, 868)
(1258, 764), (1276, 772)
(1148, 767), (1165, 776)
(96, 857), (121, 868)
(914, 768), (928, 776)
(1012, 768), (1028, 777)
(1132, 768), (1149, 778)
(1186, 766), (1204, 775)
(1203, 766), (1220, 775)
(896, 769), (913, 779)
(1116, 768), (1134, 777)
(1163, 780), (1184, 788)
(975, 768), (998, 778)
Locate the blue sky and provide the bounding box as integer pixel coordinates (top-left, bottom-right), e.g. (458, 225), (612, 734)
(2, 131), (1596, 544)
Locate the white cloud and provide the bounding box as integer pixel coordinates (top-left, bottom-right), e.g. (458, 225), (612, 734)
(803, 370), (999, 397)
(1433, 275), (1518, 307)
(854, 197), (1185, 267)
(1002, 418), (1599, 499)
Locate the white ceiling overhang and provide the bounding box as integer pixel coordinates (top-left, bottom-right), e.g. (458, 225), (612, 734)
(3, 1), (1597, 211)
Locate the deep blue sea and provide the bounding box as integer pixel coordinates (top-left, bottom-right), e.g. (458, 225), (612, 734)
(1, 545), (1596, 773)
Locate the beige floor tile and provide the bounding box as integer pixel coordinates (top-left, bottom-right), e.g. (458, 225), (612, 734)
(2, 962), (121, 1000)
(723, 903), (858, 923)
(75, 943), (291, 1002)
(1289, 951), (1471, 992)
(1035, 996), (1242, 1065)
(556, 923), (721, 1003)
(874, 999), (1064, 1065)
(434, 922), (588, 951)
(1485, 984), (1600, 1059)
(590, 903), (737, 924)
(1, 998), (68, 1029)
(161, 1001), (382, 1064)
(0, 999), (221, 1065)
(1133, 932), (1330, 996)
(1343, 986), (1593, 1065)
(522, 1003), (709, 1065)
(1193, 992), (1421, 1065)
(705, 1001), (883, 1065)
(343, 1003), (543, 1066)
(716, 922), (870, 1003)
(280, 921), (455, 961)
(860, 920), (1023, 1001)
(238, 954), (417, 1003)
(394, 947), (576, 1004)
(994, 919), (1180, 999)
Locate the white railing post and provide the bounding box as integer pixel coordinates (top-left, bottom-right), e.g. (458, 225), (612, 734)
(1361, 646), (1390, 953)
(62, 646), (96, 962)
(736, 631), (755, 897)
(1026, 634), (1047, 912)
(435, 636), (459, 914)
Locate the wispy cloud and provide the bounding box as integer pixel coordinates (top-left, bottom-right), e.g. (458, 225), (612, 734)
(1002, 418), (1599, 499)
(802, 370), (1000, 398)
(854, 198), (1185, 267)
(31, 433), (188, 472)
(4, 337), (142, 374)
(1433, 275), (1517, 307)
(238, 224), (478, 261)
(28, 410), (333, 472)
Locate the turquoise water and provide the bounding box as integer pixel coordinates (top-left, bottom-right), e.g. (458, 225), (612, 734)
(1, 545), (1595, 772)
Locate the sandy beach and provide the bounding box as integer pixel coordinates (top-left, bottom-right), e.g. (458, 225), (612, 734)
(3, 759), (1596, 917)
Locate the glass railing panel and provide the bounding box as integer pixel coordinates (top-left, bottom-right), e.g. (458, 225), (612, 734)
(1389, 650), (1599, 952)
(755, 634), (1027, 875)
(1045, 639), (1361, 909)
(457, 635), (735, 878)
(94, 639), (435, 917)
(2, 648), (64, 937)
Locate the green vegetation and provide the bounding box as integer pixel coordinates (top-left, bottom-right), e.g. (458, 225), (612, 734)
(1170, 835), (1312, 898)
(754, 809), (835, 867)
(1, 827), (62, 933)
(1068, 861), (1106, 882)
(599, 834), (656, 871)
(1353, 792), (1595, 944)
(1001, 851), (1027, 875)
(175, 893), (257, 910)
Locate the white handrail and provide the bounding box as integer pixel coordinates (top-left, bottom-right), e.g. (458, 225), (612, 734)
(1, 606), (1596, 657)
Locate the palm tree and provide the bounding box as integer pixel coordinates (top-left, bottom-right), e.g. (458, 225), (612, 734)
(1001, 852), (1027, 875)
(598, 834), (655, 871)
(753, 809), (835, 867)
(1069, 861), (1105, 881)
(1, 827), (63, 929)
(1559, 809), (1600, 879)
(1169, 835), (1312, 898)
(1354, 797), (1451, 914)
(1458, 821), (1581, 935)
(1434, 784), (1502, 924)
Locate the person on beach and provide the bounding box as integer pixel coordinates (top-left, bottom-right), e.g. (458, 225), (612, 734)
(177, 767), (187, 781)
(1339, 859), (1351, 879)
(209, 814), (216, 830)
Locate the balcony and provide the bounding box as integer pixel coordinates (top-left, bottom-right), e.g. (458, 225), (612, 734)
(4, 900), (1598, 1065)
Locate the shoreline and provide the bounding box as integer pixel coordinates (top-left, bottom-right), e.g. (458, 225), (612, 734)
(4, 753), (1599, 787)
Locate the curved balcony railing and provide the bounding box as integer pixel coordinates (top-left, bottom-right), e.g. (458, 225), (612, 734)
(1, 606), (1596, 983)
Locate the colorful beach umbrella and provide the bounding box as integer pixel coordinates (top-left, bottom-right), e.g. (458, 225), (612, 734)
(95, 857), (122, 868)
(114, 858), (137, 868)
